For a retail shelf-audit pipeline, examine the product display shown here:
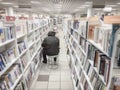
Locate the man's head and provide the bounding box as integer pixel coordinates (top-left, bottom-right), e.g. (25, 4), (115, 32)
(48, 31), (56, 36)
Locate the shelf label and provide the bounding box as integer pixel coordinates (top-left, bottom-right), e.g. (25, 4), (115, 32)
(5, 16), (16, 21)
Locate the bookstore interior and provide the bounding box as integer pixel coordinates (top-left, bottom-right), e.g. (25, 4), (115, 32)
(0, 0), (120, 90)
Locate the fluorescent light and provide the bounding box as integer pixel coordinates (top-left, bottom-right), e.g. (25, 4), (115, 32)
(31, 1), (40, 4)
(78, 6), (85, 8)
(117, 3), (120, 4)
(1, 2), (13, 5)
(103, 7), (112, 12)
(94, 8), (101, 10)
(13, 5), (18, 8)
(106, 5), (117, 7)
(85, 2), (92, 4)
(81, 5), (89, 7)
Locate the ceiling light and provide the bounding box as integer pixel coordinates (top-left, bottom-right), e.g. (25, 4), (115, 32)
(103, 7), (112, 12)
(31, 1), (40, 4)
(117, 3), (120, 4)
(1, 2), (13, 5)
(85, 2), (92, 4)
(13, 5), (18, 8)
(82, 5), (89, 7)
(94, 8), (102, 10)
(78, 7), (85, 8)
(106, 5), (117, 7)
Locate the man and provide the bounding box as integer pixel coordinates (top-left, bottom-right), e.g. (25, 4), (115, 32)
(42, 31), (59, 64)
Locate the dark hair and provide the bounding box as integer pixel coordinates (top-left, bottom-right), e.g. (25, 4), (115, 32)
(48, 31), (56, 36)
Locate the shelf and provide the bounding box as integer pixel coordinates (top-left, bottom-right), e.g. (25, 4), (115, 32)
(83, 70), (94, 90)
(88, 59), (106, 85)
(74, 66), (81, 81)
(17, 33), (26, 39)
(23, 45), (41, 73)
(0, 39), (15, 47)
(70, 35), (86, 56)
(28, 42), (35, 49)
(10, 74), (22, 90)
(71, 75), (79, 90)
(19, 49), (27, 57)
(88, 40), (109, 57)
(0, 57), (19, 76)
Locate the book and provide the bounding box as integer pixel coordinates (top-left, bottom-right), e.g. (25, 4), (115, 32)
(99, 55), (106, 75)
(104, 57), (111, 84)
(0, 28), (5, 43)
(17, 41), (26, 54)
(88, 25), (95, 40)
(93, 50), (102, 67)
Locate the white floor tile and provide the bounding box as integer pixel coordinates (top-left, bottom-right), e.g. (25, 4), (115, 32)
(34, 82), (48, 89)
(61, 82), (73, 90)
(49, 75), (60, 81)
(48, 82), (60, 89)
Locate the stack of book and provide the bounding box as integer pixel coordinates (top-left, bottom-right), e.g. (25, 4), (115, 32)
(87, 43), (111, 84)
(17, 41), (26, 54)
(20, 54), (28, 71)
(0, 47), (16, 72)
(0, 64), (21, 90)
(0, 27), (14, 43)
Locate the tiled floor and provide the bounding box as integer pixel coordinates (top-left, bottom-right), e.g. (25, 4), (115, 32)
(31, 29), (73, 90)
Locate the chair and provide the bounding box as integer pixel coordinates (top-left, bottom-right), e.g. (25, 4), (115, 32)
(47, 55), (59, 69)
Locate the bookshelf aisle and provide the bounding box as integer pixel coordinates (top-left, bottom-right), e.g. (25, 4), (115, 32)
(63, 16), (120, 90)
(0, 16), (51, 90)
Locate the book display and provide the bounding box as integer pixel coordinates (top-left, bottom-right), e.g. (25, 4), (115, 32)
(0, 16), (51, 90)
(64, 16), (120, 90)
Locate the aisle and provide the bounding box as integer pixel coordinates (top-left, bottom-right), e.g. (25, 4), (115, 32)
(31, 29), (73, 90)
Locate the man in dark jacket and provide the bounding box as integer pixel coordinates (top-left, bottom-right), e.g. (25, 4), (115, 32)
(42, 31), (59, 64)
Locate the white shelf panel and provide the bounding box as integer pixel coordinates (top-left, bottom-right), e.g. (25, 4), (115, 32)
(10, 74), (22, 90)
(70, 35), (86, 56)
(88, 59), (106, 85)
(17, 33), (26, 39)
(23, 45), (41, 73)
(0, 57), (19, 76)
(28, 42), (35, 49)
(83, 70), (94, 90)
(71, 75), (79, 90)
(19, 49), (27, 58)
(75, 66), (81, 81)
(0, 39), (15, 47)
(88, 40), (109, 57)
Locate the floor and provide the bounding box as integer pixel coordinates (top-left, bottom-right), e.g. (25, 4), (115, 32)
(31, 27), (74, 90)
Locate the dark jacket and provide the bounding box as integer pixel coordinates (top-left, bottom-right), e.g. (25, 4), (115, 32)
(42, 31), (59, 56)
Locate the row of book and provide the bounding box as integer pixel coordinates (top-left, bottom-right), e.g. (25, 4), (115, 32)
(88, 26), (112, 53)
(20, 54), (28, 71)
(0, 64), (21, 90)
(89, 69), (106, 90)
(0, 27), (14, 43)
(27, 33), (35, 46)
(0, 47), (16, 72)
(17, 41), (26, 54)
(14, 81), (25, 90)
(87, 43), (111, 84)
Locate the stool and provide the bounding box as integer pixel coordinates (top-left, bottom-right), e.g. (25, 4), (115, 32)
(47, 55), (59, 69)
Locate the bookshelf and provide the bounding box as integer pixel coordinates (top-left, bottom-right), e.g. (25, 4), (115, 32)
(64, 16), (120, 90)
(0, 17), (51, 90)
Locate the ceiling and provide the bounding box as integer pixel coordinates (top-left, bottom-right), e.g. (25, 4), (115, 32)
(0, 0), (120, 15)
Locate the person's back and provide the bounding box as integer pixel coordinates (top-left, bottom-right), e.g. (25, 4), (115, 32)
(42, 31), (59, 63)
(45, 36), (59, 56)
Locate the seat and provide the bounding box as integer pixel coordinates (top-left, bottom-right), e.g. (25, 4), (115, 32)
(47, 55), (59, 69)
